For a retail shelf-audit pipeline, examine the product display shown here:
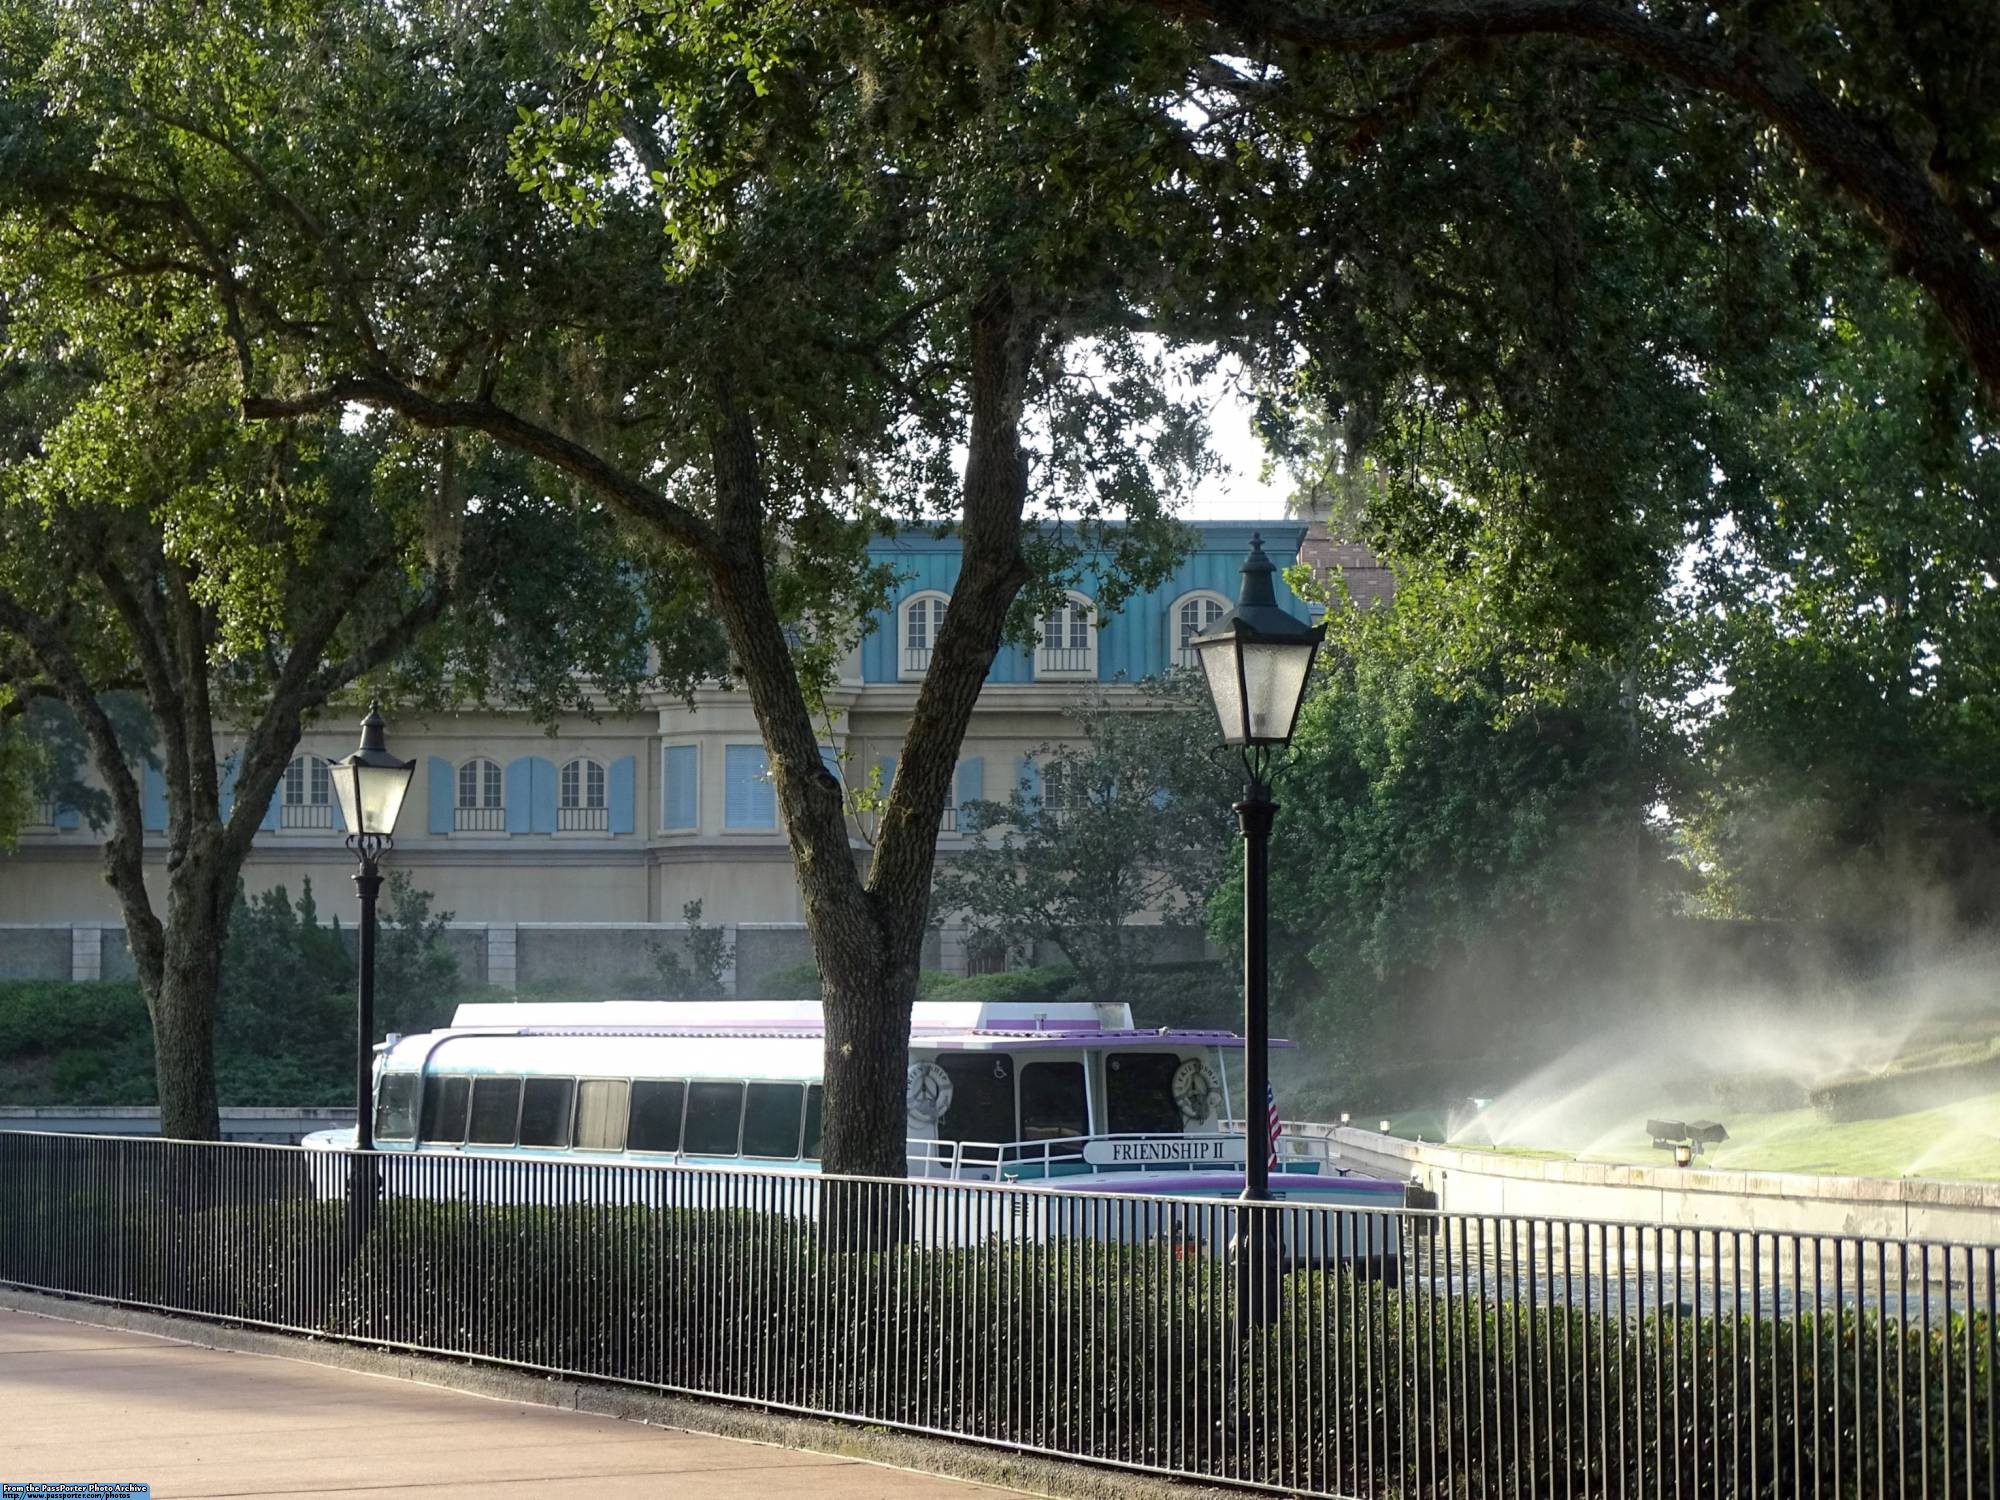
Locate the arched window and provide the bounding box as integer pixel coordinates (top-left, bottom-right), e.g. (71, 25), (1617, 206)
(559, 757), (608, 830)
(1040, 762), (1092, 824)
(1172, 591), (1229, 671)
(280, 754), (334, 828)
(455, 757), (504, 831)
(1035, 593), (1097, 679)
(899, 591), (950, 678)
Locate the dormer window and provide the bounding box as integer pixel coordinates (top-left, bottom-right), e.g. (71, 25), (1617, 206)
(1173, 592), (1229, 671)
(899, 592), (949, 679)
(1034, 593), (1097, 679)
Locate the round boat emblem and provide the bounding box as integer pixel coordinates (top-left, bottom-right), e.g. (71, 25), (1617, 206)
(1172, 1058), (1219, 1121)
(906, 1060), (954, 1123)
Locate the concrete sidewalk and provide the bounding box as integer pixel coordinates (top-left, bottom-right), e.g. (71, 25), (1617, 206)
(0, 1307), (1014, 1498)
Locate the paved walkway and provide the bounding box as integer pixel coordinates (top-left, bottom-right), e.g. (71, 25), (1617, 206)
(0, 1308), (1013, 1498)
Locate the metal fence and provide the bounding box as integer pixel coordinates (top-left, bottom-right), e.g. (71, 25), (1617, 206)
(0, 1130), (1992, 1498)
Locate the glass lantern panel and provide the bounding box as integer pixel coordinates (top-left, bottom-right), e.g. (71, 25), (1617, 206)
(359, 762), (414, 834)
(1239, 639), (1316, 743)
(330, 765), (362, 833)
(1195, 634), (1246, 744)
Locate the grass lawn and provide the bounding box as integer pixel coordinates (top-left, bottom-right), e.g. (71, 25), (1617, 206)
(1440, 1091), (2000, 1181)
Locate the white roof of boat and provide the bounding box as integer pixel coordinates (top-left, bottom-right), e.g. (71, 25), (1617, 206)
(433, 998), (1282, 1051)
(449, 999), (1135, 1032)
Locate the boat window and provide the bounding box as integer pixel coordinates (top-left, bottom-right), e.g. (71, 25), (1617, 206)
(803, 1084), (824, 1160)
(628, 1080), (685, 1153)
(743, 1082), (805, 1158)
(374, 1075), (418, 1141)
(467, 1077), (524, 1145)
(1020, 1061), (1088, 1141)
(519, 1078), (574, 1148)
(684, 1080), (745, 1155)
(420, 1075), (470, 1143)
(1106, 1053), (1184, 1135)
(936, 1053), (1014, 1144)
(574, 1079), (630, 1152)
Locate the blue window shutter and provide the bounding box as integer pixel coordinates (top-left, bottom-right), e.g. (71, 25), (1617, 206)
(218, 754), (239, 823)
(819, 744), (840, 783)
(725, 744), (774, 829)
(663, 745), (698, 830)
(608, 754), (636, 835)
(876, 755), (897, 798)
(428, 757), (454, 835)
(504, 758), (532, 833)
(1017, 755), (1042, 812)
(956, 757), (983, 819)
(142, 766), (168, 833)
(54, 802), (81, 831)
(529, 756), (558, 833)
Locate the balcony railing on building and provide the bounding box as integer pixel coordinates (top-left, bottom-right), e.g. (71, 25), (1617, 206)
(26, 799), (57, 830)
(454, 805), (506, 832)
(1035, 644), (1092, 676)
(903, 644), (934, 676)
(558, 805), (609, 832)
(279, 801), (335, 829)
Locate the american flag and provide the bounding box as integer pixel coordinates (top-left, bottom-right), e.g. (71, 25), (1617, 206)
(1265, 1082), (1283, 1170)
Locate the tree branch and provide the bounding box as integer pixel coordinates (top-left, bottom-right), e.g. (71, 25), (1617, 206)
(241, 374), (721, 559)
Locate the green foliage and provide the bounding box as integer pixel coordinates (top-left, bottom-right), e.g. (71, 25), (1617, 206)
(753, 960), (827, 1002)
(1239, 563), (1679, 1080)
(916, 965), (1082, 1004)
(217, 881), (352, 1066)
(0, 875), (463, 1106)
(933, 674), (1236, 1002)
(647, 900), (734, 1001)
(374, 870), (459, 1037)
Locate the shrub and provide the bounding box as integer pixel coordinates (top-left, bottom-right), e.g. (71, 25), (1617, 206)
(919, 965), (1081, 1003)
(754, 959), (825, 1001)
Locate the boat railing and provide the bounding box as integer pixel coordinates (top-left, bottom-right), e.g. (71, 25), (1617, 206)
(907, 1127), (1343, 1181)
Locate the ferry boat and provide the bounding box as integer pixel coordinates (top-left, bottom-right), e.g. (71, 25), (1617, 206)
(304, 998), (1406, 1266)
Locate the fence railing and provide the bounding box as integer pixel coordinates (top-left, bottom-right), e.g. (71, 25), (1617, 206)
(0, 1130), (1991, 1499)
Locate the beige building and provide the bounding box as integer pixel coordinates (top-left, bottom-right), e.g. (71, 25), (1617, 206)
(2, 524), (1350, 987)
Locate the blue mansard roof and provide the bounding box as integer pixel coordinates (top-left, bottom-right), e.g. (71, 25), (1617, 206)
(858, 521), (1309, 685)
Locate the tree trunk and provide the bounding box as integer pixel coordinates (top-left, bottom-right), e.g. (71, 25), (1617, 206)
(145, 856), (232, 1141)
(819, 961), (919, 1180)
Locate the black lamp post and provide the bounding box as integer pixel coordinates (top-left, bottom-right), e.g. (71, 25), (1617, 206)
(1190, 534), (1322, 1324)
(328, 704), (414, 1152)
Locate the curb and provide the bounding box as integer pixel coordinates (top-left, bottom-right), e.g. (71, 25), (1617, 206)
(1, 1286), (1231, 1500)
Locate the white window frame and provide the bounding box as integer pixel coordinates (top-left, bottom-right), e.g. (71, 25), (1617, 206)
(279, 754), (335, 829)
(898, 591), (950, 680)
(1034, 592), (1098, 680)
(558, 757), (608, 832)
(455, 756), (505, 832)
(1170, 591), (1230, 673)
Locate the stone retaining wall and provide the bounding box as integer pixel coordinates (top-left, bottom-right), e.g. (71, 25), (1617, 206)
(1312, 1123), (2000, 1245)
